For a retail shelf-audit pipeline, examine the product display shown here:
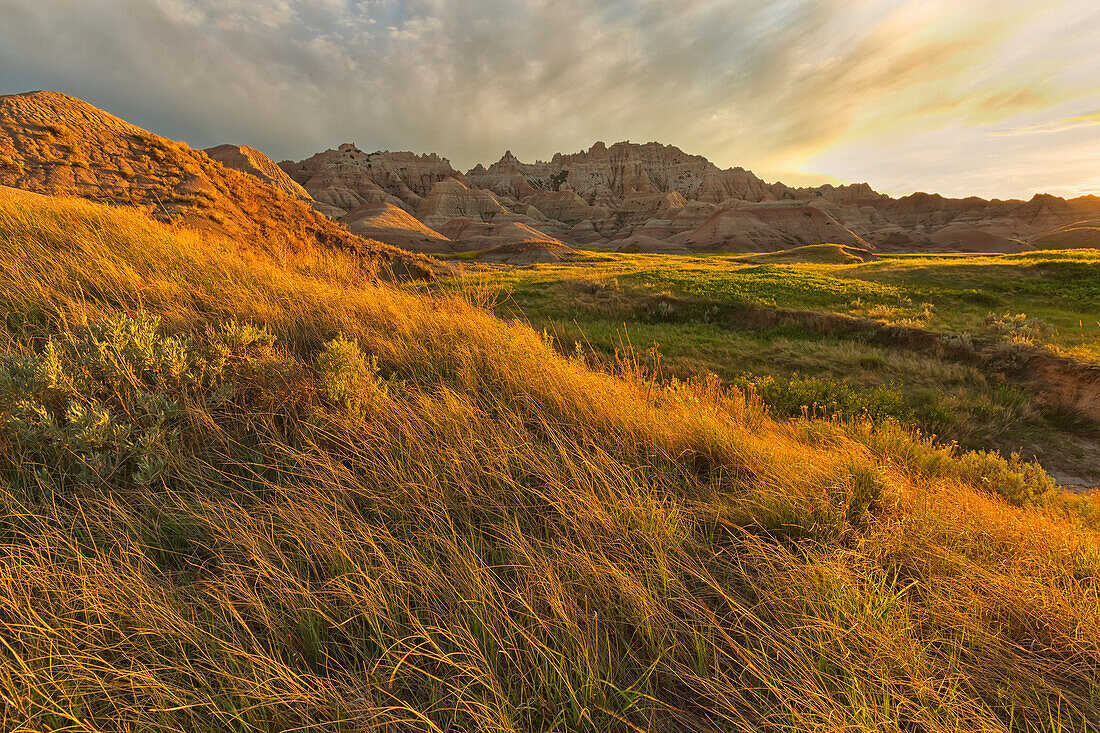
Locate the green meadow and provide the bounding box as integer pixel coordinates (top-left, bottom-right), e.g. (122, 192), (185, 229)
(439, 245), (1100, 488)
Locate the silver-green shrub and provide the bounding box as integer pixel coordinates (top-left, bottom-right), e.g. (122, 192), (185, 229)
(0, 313), (280, 486)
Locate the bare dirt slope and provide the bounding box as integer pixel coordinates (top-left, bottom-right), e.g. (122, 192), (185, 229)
(204, 143), (311, 201)
(340, 201), (452, 253)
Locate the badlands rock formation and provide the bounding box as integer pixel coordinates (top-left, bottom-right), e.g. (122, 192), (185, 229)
(459, 141), (1100, 253)
(268, 138), (1100, 257)
(465, 142), (784, 205)
(671, 203), (869, 252)
(0, 92), (445, 279)
(440, 219), (565, 248)
(437, 218), (574, 264)
(476, 239), (574, 265)
(279, 144), (464, 216)
(520, 190), (607, 226)
(415, 177), (515, 229)
(857, 192), (1100, 252)
(1031, 220), (1100, 250)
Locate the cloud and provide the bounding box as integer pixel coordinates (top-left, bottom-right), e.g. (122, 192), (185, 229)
(992, 110), (1100, 136)
(0, 0), (1097, 198)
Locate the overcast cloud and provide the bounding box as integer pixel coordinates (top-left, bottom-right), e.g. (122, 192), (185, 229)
(1, 0), (1098, 198)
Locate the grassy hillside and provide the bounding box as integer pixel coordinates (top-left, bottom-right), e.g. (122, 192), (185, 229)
(0, 92), (445, 281)
(449, 249), (1100, 490)
(1, 189), (1100, 731)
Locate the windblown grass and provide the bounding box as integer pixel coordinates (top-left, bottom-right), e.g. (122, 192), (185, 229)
(450, 250), (1100, 487)
(1, 189), (1099, 731)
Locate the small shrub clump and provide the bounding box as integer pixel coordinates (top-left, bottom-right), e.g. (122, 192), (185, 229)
(985, 311), (1049, 343)
(316, 334), (386, 417)
(0, 153), (25, 173)
(952, 448), (1058, 507)
(0, 313), (282, 487)
(42, 123), (72, 138)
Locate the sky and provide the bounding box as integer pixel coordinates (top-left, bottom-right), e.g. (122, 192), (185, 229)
(1, 0), (1098, 199)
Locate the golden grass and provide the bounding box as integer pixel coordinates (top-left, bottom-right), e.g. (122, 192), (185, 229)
(0, 189), (1098, 731)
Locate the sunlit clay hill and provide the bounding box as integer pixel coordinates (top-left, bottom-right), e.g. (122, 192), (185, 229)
(203, 143), (311, 201)
(0, 91), (445, 278)
(338, 201), (452, 253)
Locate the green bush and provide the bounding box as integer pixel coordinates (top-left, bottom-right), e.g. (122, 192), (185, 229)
(316, 334), (385, 416)
(952, 449), (1058, 507)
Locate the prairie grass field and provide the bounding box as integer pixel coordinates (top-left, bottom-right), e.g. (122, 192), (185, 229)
(1, 191), (1100, 731)
(437, 245), (1100, 490)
